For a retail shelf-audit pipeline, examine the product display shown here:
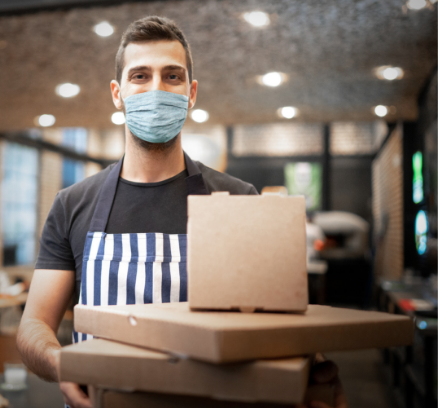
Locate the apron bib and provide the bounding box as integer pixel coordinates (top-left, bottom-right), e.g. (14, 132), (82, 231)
(73, 154), (207, 343)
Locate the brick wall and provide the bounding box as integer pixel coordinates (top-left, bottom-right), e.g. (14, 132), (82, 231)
(372, 125), (404, 279)
(331, 121), (387, 156)
(233, 123), (323, 157)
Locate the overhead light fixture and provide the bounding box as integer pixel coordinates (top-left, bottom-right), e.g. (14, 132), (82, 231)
(374, 105), (388, 117)
(259, 72), (285, 87)
(278, 106), (297, 119)
(243, 11), (270, 27)
(406, 0), (428, 9)
(94, 22), (114, 37)
(191, 109), (209, 123)
(111, 112), (125, 125)
(375, 66), (404, 81)
(56, 83), (80, 98)
(36, 114), (56, 127)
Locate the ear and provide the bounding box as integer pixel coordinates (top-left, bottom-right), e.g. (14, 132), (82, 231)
(110, 80), (123, 110)
(188, 79), (198, 109)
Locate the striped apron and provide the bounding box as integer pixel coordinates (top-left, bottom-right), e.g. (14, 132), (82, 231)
(72, 153), (208, 343)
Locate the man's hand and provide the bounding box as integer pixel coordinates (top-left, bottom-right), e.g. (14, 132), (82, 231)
(297, 354), (348, 408)
(60, 382), (93, 408)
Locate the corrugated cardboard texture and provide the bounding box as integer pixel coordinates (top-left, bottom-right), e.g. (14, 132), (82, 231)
(61, 339), (310, 404)
(99, 390), (297, 408)
(187, 195), (308, 312)
(94, 385), (334, 408)
(75, 302), (414, 363)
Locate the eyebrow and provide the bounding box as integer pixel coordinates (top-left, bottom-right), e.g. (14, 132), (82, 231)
(127, 64), (187, 78)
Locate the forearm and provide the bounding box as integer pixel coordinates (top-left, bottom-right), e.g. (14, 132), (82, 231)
(17, 317), (61, 382)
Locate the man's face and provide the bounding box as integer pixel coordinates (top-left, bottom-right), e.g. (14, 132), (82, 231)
(111, 40), (197, 111)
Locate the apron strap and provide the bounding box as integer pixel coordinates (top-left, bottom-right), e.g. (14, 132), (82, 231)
(184, 151), (209, 195)
(89, 158), (123, 232)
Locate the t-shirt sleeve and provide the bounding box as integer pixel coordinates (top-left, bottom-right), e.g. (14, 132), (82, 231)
(247, 184), (259, 195)
(35, 193), (75, 271)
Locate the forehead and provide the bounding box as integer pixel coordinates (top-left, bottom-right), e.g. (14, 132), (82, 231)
(123, 40), (187, 73)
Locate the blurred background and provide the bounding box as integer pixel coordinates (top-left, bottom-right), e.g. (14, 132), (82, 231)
(0, 1), (436, 407)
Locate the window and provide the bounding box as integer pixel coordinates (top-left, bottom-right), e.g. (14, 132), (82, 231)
(62, 128), (87, 188)
(1, 143), (39, 265)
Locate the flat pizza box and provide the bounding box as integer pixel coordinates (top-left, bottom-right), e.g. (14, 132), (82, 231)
(74, 302), (414, 363)
(187, 194), (308, 313)
(93, 386), (334, 408)
(61, 339), (310, 405)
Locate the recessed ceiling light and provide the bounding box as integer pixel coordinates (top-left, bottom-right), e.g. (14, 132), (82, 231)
(111, 112), (125, 125)
(94, 22), (114, 37)
(406, 0), (428, 9)
(191, 109), (209, 123)
(374, 105), (388, 117)
(36, 114), (56, 127)
(375, 66), (404, 81)
(56, 83), (80, 98)
(243, 11), (270, 27)
(278, 106), (297, 119)
(260, 72), (285, 87)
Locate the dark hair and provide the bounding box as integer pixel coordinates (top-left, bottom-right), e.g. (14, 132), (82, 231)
(115, 16), (193, 84)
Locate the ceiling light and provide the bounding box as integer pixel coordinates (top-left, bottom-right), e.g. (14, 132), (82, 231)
(56, 83), (80, 98)
(94, 22), (114, 37)
(406, 0), (428, 9)
(261, 72), (284, 87)
(36, 114), (56, 127)
(243, 11), (270, 27)
(111, 112), (125, 125)
(374, 105), (388, 117)
(375, 66), (404, 81)
(191, 109), (209, 123)
(278, 106), (297, 119)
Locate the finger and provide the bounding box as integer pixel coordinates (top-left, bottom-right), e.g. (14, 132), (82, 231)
(311, 361), (338, 384)
(66, 396), (93, 408)
(333, 376), (348, 408)
(308, 402), (331, 408)
(61, 382), (93, 408)
(314, 353), (327, 364)
(309, 377), (348, 408)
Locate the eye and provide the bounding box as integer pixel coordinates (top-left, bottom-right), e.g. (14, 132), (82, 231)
(169, 74), (180, 80)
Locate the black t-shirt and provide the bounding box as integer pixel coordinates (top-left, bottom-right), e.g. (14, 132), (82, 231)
(35, 158), (257, 304)
(106, 170), (188, 235)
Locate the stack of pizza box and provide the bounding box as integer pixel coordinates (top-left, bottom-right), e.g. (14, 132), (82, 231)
(61, 194), (414, 408)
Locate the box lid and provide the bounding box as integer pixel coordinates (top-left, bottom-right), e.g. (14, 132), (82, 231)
(74, 302), (414, 363)
(188, 194), (308, 312)
(61, 339), (310, 404)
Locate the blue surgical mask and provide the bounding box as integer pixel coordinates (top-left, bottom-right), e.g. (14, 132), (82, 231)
(124, 90), (189, 144)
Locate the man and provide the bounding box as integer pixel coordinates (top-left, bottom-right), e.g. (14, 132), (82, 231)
(17, 16), (346, 408)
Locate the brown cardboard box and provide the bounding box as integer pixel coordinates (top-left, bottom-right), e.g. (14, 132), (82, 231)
(74, 302), (414, 363)
(187, 194), (308, 313)
(92, 386), (334, 408)
(97, 390), (290, 408)
(61, 339), (310, 405)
